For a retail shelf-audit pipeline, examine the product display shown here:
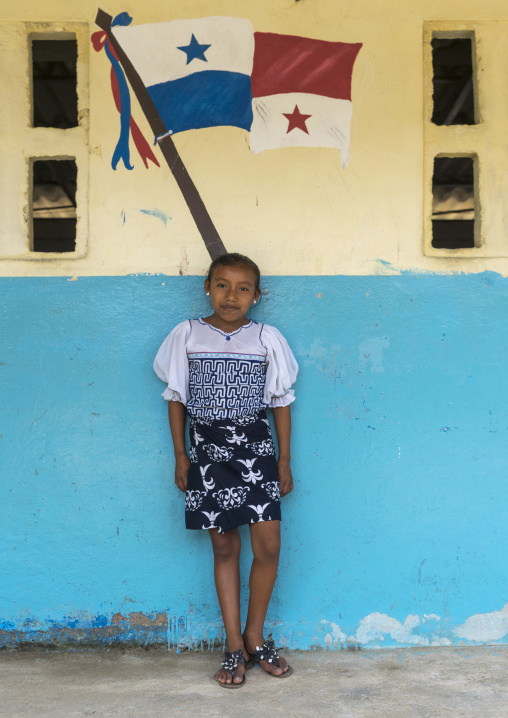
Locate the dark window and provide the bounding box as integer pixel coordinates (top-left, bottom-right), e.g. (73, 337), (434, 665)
(432, 37), (475, 126)
(432, 156), (475, 249)
(32, 39), (78, 128)
(32, 159), (77, 252)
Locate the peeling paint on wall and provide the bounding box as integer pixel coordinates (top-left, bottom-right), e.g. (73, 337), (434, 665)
(455, 605), (508, 643)
(4, 605), (508, 649)
(320, 606), (508, 649)
(354, 613), (454, 647)
(356, 613), (425, 646)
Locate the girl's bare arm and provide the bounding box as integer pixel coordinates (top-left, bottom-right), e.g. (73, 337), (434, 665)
(168, 401), (189, 492)
(272, 404), (294, 496)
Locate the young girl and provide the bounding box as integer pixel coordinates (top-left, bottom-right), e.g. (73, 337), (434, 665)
(153, 252), (298, 688)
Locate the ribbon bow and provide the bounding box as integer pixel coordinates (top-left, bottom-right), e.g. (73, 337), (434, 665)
(91, 12), (160, 171)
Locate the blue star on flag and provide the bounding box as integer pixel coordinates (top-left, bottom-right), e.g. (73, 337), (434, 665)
(177, 34), (211, 64)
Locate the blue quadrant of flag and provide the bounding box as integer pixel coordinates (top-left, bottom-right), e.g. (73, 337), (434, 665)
(147, 71), (254, 133)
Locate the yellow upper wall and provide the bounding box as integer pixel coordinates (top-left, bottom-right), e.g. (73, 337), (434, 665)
(2, 0), (508, 277)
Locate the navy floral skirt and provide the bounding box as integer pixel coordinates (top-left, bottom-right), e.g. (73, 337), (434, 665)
(185, 410), (281, 534)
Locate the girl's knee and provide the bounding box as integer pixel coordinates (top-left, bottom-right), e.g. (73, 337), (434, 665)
(252, 531), (281, 563)
(210, 530), (241, 563)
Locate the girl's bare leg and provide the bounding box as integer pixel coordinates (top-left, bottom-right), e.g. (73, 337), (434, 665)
(209, 528), (249, 684)
(243, 520), (289, 676)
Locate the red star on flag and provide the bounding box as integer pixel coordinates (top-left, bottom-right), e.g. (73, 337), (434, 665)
(283, 105), (312, 134)
(250, 33), (362, 167)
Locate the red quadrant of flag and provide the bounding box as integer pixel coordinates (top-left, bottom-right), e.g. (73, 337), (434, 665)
(251, 32), (362, 100)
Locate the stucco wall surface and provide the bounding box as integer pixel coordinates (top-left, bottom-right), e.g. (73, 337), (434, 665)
(2, 273), (508, 648)
(2, 0), (508, 274)
(2, 0), (508, 650)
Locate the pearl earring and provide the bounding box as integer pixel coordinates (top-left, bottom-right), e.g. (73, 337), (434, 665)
(206, 292), (210, 296)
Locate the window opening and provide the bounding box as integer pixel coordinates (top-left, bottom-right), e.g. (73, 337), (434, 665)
(32, 159), (77, 252)
(432, 156), (475, 249)
(431, 37), (475, 125)
(32, 38), (78, 128)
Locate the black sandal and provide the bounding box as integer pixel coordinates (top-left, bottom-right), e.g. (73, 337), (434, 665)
(217, 649), (251, 689)
(250, 640), (293, 678)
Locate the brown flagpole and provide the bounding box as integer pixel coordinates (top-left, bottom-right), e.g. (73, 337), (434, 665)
(95, 9), (227, 260)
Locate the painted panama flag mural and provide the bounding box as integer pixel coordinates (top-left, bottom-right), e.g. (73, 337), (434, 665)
(93, 11), (362, 258)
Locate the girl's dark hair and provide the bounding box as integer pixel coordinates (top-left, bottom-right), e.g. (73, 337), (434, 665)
(207, 252), (261, 290)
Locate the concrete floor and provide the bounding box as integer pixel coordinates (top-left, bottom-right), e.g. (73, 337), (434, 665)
(1, 646), (507, 718)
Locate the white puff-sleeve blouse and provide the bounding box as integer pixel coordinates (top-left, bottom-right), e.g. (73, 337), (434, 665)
(153, 318), (298, 418)
(261, 325), (299, 408)
(153, 320), (191, 404)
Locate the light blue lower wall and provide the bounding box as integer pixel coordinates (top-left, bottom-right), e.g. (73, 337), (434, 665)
(2, 272), (508, 649)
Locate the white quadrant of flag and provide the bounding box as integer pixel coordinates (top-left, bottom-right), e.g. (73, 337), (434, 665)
(250, 93), (353, 168)
(113, 16), (255, 87)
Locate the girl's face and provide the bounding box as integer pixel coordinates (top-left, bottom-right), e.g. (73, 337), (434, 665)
(204, 263), (261, 329)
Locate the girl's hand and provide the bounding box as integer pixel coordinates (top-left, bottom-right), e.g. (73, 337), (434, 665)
(278, 458), (294, 497)
(174, 453), (190, 492)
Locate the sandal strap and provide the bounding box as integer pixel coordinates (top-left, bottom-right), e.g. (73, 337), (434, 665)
(221, 649), (246, 674)
(251, 640), (280, 667)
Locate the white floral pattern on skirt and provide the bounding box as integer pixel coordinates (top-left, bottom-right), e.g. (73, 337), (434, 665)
(185, 411), (281, 534)
(250, 439), (275, 456)
(213, 486), (250, 510)
(185, 489), (207, 511)
(261, 481), (280, 501)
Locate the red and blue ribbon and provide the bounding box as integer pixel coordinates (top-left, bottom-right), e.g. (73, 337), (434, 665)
(91, 13), (160, 171)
